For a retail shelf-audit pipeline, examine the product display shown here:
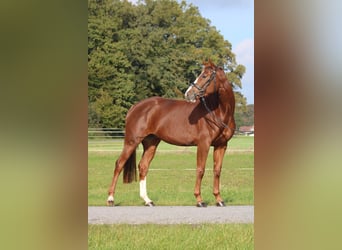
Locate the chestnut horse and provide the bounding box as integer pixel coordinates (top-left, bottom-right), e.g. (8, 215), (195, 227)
(107, 61), (235, 207)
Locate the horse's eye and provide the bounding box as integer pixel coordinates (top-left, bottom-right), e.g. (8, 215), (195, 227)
(202, 75), (206, 78)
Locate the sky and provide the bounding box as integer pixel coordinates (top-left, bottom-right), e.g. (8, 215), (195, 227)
(184, 0), (254, 104)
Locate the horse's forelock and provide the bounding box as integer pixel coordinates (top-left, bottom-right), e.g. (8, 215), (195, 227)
(202, 60), (216, 70)
(209, 60), (216, 68)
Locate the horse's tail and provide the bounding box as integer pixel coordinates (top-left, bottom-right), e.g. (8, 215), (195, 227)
(123, 149), (137, 183)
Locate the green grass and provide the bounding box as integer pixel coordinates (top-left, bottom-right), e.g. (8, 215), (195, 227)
(88, 137), (254, 248)
(88, 224), (254, 250)
(88, 136), (254, 206)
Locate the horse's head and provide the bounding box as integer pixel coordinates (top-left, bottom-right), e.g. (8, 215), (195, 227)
(185, 61), (218, 103)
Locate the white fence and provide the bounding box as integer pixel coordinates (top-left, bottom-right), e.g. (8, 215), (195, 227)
(88, 128), (125, 140)
(88, 128), (253, 142)
(88, 128), (125, 152)
(88, 128), (254, 153)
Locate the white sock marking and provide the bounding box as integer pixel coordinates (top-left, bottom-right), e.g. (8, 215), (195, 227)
(140, 178), (152, 204)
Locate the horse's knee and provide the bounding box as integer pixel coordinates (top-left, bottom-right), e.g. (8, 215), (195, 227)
(213, 168), (221, 178)
(196, 168), (205, 177)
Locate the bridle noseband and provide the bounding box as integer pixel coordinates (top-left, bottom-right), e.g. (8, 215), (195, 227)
(190, 70), (217, 98)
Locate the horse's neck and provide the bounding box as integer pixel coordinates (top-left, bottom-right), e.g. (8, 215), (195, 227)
(217, 82), (234, 115)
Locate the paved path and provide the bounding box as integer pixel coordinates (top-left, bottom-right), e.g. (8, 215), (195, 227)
(88, 206), (254, 224)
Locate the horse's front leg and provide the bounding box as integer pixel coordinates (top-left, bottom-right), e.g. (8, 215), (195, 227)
(213, 145), (227, 207)
(194, 142), (210, 207)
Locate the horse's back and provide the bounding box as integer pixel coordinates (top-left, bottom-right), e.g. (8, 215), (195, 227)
(127, 96), (188, 118)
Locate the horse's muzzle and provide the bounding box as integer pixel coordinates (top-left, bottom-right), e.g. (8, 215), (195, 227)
(185, 93), (196, 103)
(185, 85), (197, 103)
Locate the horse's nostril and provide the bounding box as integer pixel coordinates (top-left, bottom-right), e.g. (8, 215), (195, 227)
(185, 92), (196, 103)
(185, 91), (194, 102)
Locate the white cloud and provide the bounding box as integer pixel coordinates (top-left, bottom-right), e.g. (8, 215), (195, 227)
(234, 38), (254, 66)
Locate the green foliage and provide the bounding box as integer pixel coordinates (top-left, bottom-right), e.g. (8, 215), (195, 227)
(88, 0), (247, 128)
(235, 104), (254, 129)
(243, 104), (254, 126)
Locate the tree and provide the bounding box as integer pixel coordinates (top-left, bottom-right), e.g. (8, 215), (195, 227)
(88, 0), (136, 128)
(235, 104), (254, 129)
(88, 0), (247, 128)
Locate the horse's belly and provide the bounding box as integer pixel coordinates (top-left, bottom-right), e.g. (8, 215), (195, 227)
(155, 122), (198, 146)
(161, 137), (196, 147)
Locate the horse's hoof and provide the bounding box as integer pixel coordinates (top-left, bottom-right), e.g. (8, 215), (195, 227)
(196, 202), (207, 207)
(216, 201), (226, 207)
(107, 200), (114, 206)
(145, 202), (155, 207)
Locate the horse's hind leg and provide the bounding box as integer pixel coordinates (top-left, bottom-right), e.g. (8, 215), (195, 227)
(139, 135), (160, 206)
(107, 140), (139, 206)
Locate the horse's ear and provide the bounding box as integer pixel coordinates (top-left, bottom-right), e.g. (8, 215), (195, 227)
(202, 58), (216, 68)
(210, 58), (215, 66)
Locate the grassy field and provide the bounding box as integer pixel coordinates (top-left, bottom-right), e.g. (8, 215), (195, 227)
(88, 136), (254, 206)
(88, 136), (254, 249)
(88, 224), (254, 250)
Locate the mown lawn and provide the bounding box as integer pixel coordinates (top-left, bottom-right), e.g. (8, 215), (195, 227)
(88, 224), (254, 250)
(88, 136), (254, 206)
